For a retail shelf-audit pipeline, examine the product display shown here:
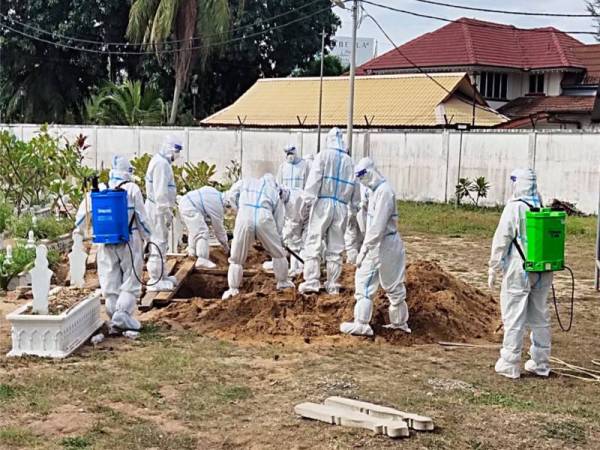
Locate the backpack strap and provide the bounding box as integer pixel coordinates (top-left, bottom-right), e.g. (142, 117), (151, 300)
(115, 181), (136, 234)
(511, 199), (533, 262)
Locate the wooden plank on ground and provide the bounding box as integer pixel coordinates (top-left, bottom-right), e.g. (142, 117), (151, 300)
(323, 397), (434, 431)
(139, 259), (178, 311)
(153, 259), (196, 307)
(294, 402), (409, 438)
(194, 268), (258, 277)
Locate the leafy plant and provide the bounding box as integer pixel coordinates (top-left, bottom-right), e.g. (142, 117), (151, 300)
(130, 153), (152, 196)
(7, 215), (74, 241)
(222, 159), (241, 191)
(0, 245), (60, 291)
(0, 128), (95, 218)
(0, 200), (13, 234)
(179, 161), (218, 192)
(455, 176), (491, 207)
(84, 80), (166, 126)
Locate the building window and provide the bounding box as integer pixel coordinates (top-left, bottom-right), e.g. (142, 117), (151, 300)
(479, 72), (508, 100)
(529, 74), (545, 94)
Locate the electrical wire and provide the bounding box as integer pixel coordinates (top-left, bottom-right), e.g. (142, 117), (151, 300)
(410, 0), (600, 18)
(0, 4), (336, 56)
(0, 0), (337, 48)
(362, 0), (598, 35)
(359, 5), (498, 119)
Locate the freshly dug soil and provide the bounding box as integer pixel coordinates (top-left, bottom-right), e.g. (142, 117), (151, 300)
(26, 287), (94, 315)
(151, 260), (498, 344)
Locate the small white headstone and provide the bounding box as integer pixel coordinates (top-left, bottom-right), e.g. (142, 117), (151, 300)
(32, 216), (38, 227)
(68, 231), (87, 288)
(5, 245), (13, 264)
(30, 245), (53, 315)
(26, 230), (36, 249)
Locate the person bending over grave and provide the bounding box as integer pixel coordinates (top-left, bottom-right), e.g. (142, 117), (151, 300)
(222, 174), (294, 299)
(178, 186), (230, 269)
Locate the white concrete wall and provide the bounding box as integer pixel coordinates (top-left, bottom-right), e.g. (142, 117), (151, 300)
(2, 124), (599, 214)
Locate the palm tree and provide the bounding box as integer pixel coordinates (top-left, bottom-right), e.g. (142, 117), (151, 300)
(127, 0), (231, 124)
(84, 80), (166, 125)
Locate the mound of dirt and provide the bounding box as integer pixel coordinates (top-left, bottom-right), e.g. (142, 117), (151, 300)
(150, 260), (498, 344)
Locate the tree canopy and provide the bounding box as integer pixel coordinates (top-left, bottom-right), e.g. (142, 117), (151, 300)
(0, 0), (341, 124)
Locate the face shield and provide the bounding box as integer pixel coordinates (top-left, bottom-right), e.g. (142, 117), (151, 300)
(171, 143), (183, 162)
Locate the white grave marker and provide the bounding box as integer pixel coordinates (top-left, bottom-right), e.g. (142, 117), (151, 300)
(30, 245), (53, 315)
(68, 230), (87, 288)
(26, 230), (36, 249)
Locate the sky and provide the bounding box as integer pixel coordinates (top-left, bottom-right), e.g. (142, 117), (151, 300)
(334, 0), (599, 57)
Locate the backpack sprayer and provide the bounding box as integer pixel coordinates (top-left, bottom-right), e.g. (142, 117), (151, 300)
(86, 175), (164, 286)
(512, 204), (574, 331)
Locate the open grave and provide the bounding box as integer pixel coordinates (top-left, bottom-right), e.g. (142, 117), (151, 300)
(145, 246), (500, 345)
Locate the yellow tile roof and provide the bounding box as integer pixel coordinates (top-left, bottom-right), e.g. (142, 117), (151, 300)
(201, 73), (507, 128)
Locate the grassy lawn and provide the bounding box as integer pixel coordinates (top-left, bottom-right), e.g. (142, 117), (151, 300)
(398, 201), (597, 245)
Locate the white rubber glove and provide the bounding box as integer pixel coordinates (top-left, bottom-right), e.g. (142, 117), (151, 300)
(487, 268), (497, 289)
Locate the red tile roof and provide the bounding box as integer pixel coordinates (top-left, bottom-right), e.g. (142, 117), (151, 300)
(571, 44), (600, 84)
(358, 18), (586, 74)
(498, 95), (595, 117)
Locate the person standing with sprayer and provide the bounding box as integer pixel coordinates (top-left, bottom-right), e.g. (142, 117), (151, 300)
(488, 169), (555, 379)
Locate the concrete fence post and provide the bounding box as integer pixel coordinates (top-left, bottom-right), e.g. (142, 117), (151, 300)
(442, 130), (451, 203)
(528, 131), (538, 169)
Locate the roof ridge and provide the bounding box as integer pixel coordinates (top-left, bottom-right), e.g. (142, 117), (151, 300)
(461, 21), (476, 64)
(549, 30), (570, 67)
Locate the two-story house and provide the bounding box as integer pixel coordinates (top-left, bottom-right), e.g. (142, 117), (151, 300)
(357, 18), (600, 129)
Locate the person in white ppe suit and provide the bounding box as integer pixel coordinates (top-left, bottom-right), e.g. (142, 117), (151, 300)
(340, 158), (410, 336)
(222, 174), (294, 299)
(488, 168), (552, 379)
(75, 155), (151, 333)
(145, 135), (182, 291)
(299, 127), (359, 295)
(276, 144), (311, 276)
(179, 186), (230, 269)
(344, 184), (369, 264)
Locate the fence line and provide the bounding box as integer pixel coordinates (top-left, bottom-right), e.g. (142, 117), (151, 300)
(2, 124), (599, 214)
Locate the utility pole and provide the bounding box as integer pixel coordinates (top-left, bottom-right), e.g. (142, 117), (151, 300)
(317, 27), (325, 153)
(346, 0), (359, 155)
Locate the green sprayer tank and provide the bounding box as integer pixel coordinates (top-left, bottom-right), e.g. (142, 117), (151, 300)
(524, 208), (566, 272)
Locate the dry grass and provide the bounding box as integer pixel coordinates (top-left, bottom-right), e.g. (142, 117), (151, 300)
(0, 204), (599, 449)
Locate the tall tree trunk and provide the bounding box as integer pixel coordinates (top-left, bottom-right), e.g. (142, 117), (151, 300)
(169, 77), (182, 124)
(168, 0), (198, 125)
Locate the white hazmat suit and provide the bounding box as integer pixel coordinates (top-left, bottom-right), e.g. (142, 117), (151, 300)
(75, 156), (151, 332)
(488, 168), (553, 379)
(277, 145), (310, 276)
(299, 128), (359, 295)
(222, 174), (294, 299)
(145, 136), (182, 291)
(340, 158), (410, 336)
(179, 186), (230, 268)
(345, 184), (369, 264)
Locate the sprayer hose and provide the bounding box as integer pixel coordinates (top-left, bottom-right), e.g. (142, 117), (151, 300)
(126, 240), (165, 287)
(551, 266), (575, 332)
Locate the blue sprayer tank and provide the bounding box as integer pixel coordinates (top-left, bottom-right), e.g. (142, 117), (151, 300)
(90, 189), (130, 244)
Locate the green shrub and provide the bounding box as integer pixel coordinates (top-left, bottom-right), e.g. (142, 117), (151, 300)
(0, 200), (12, 234)
(7, 215), (73, 241)
(0, 245), (60, 291)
